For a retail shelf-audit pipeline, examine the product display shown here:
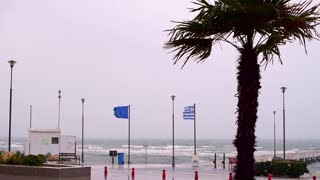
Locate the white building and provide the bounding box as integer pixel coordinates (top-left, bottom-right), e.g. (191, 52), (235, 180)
(24, 129), (76, 155)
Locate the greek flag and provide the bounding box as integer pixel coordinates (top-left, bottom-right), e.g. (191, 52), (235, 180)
(183, 106), (195, 120)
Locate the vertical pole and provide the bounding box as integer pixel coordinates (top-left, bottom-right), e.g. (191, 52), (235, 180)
(214, 153), (216, 168)
(281, 87), (286, 160)
(58, 90), (61, 129)
(29, 105), (32, 155)
(171, 96), (175, 168)
(58, 90), (61, 157)
(75, 141), (79, 165)
(8, 65), (14, 152)
(194, 104), (196, 155)
(144, 144), (148, 164)
(81, 98), (85, 164)
(128, 105), (131, 164)
(30, 105), (32, 129)
(283, 91), (285, 160)
(223, 153), (225, 168)
(273, 111), (276, 159)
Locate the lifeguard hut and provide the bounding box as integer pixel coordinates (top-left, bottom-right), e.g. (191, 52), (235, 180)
(24, 129), (76, 155)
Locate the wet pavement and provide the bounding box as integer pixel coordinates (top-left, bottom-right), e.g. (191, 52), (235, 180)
(90, 164), (317, 180)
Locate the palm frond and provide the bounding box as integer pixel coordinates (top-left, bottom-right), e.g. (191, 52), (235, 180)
(164, 38), (214, 68)
(279, 1), (320, 51)
(256, 32), (284, 66)
(165, 0), (246, 67)
(165, 0), (320, 67)
(254, 0), (320, 64)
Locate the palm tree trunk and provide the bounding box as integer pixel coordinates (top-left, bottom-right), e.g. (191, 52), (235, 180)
(233, 42), (261, 180)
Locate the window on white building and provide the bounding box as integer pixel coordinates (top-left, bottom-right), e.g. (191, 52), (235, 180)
(52, 137), (59, 144)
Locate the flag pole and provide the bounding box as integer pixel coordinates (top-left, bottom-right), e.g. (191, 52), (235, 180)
(128, 104), (131, 164)
(194, 103), (196, 155)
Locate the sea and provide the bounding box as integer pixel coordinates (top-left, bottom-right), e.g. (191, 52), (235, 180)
(1, 137), (320, 166)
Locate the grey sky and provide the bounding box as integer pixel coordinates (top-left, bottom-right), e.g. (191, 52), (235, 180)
(0, 0), (320, 140)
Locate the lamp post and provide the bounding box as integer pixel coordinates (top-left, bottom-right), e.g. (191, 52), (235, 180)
(171, 95), (175, 168)
(8, 60), (16, 152)
(281, 87), (287, 160)
(273, 111), (276, 159)
(29, 105), (32, 129)
(58, 90), (62, 156)
(81, 98), (85, 164)
(58, 90), (61, 129)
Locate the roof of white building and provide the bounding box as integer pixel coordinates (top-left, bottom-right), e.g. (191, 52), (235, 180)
(28, 128), (61, 133)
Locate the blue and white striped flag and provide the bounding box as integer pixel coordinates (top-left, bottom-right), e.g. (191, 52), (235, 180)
(183, 106), (195, 120)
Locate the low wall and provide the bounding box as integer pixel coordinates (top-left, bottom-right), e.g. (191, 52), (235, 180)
(0, 164), (90, 180)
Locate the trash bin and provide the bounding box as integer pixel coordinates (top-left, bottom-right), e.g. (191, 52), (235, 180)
(117, 153), (125, 165)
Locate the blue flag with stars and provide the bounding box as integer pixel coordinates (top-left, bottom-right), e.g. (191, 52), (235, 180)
(113, 106), (129, 119)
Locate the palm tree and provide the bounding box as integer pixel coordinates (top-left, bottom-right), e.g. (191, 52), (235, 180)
(164, 0), (320, 179)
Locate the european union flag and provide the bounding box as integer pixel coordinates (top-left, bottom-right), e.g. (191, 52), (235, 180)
(113, 106), (129, 119)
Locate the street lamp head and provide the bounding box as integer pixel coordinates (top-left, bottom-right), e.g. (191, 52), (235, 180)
(273, 111), (276, 115)
(8, 60), (16, 68)
(171, 95), (175, 100)
(280, 87), (287, 93)
(58, 90), (62, 99)
(81, 98), (85, 103)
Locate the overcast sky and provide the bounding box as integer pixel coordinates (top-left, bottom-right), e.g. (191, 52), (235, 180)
(0, 0), (320, 140)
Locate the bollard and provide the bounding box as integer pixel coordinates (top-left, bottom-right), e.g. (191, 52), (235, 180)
(268, 173), (272, 180)
(131, 168), (135, 178)
(104, 166), (108, 177)
(229, 172), (232, 180)
(194, 170), (198, 180)
(313, 176), (316, 180)
(162, 169), (166, 179)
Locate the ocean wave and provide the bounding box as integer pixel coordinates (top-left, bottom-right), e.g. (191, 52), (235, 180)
(74, 143), (235, 157)
(51, 139), (320, 165)
(287, 149), (300, 153)
(121, 145), (144, 148)
(2, 138), (315, 165)
(201, 145), (216, 148)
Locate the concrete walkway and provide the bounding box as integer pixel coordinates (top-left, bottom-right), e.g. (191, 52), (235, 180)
(90, 164), (317, 180)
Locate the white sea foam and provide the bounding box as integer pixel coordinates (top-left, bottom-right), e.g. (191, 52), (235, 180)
(7, 138), (317, 165)
(72, 142), (314, 162)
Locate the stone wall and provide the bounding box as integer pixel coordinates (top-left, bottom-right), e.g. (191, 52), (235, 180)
(0, 164), (90, 180)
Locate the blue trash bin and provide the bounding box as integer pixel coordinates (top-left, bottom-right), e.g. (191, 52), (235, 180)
(117, 153), (125, 165)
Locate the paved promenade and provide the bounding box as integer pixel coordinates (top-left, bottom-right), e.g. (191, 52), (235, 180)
(90, 164), (319, 180)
